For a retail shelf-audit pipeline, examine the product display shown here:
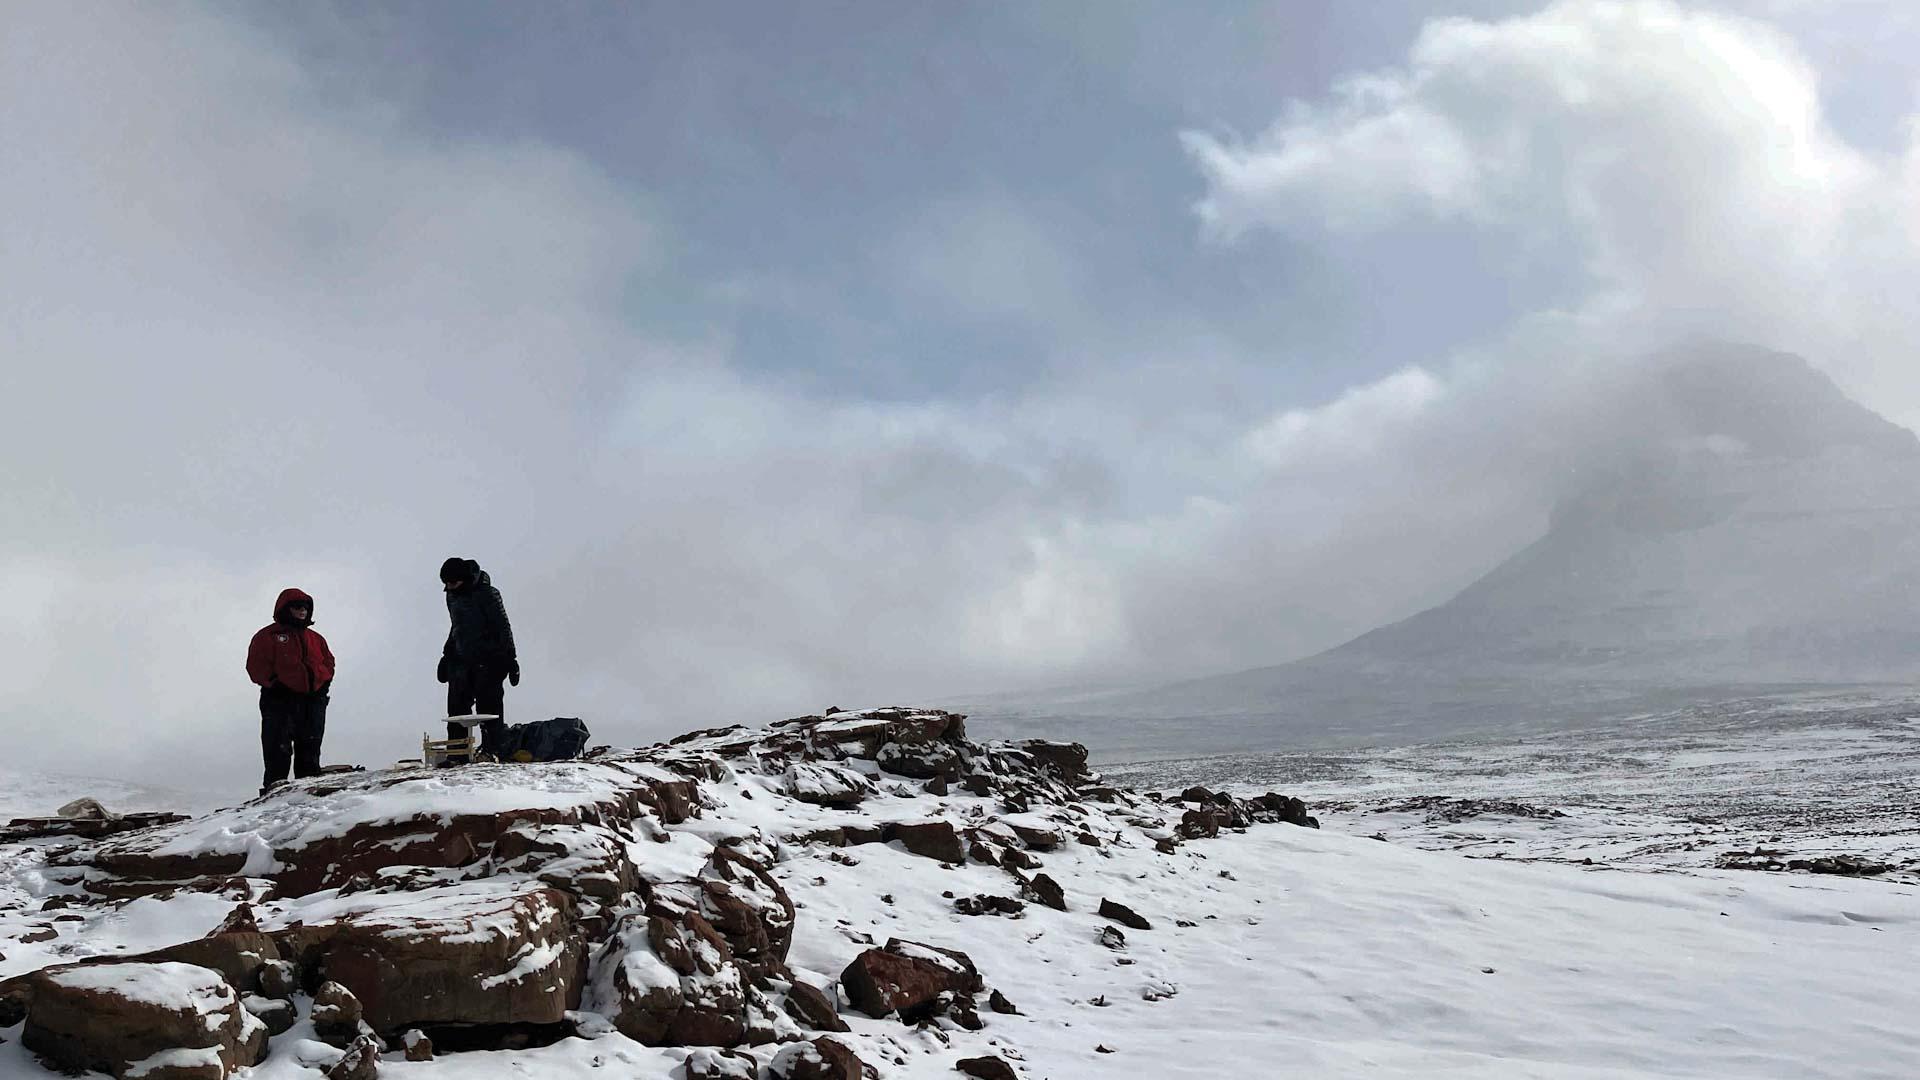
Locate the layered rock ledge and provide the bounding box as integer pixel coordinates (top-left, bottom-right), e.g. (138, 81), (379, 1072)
(0, 707), (1316, 1078)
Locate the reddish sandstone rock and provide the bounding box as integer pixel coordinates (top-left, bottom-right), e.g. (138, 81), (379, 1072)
(327, 1033), (381, 1080)
(1020, 873), (1067, 912)
(254, 960), (295, 999)
(593, 917), (686, 1045)
(122, 931), (281, 997)
(276, 883), (584, 1035)
(82, 766), (646, 898)
(1098, 899), (1152, 931)
(241, 994), (295, 1036)
(881, 711), (953, 745)
(957, 1055), (1020, 1080)
(783, 980), (850, 1032)
(638, 778), (702, 824)
(876, 741), (961, 780)
(809, 714), (895, 759)
(685, 1047), (759, 1079)
(784, 763), (872, 807)
(770, 1036), (871, 1080)
(402, 1028), (434, 1061)
(953, 894), (1024, 918)
(1005, 821), (1062, 851)
(20, 961), (267, 1079)
(700, 848), (795, 965)
(1249, 792), (1319, 828)
(591, 907), (779, 1048)
(890, 821), (966, 864)
(1178, 807), (1226, 840)
(1013, 740), (1088, 783)
(309, 980), (365, 1047)
(491, 821), (636, 904)
(840, 940), (981, 1021)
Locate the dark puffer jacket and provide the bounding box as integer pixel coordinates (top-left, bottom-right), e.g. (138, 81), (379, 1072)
(444, 565), (517, 672)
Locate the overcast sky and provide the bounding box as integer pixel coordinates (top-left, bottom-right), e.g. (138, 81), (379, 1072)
(6, 1), (1920, 793)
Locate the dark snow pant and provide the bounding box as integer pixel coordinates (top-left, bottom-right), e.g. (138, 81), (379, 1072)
(261, 687), (326, 791)
(446, 664), (507, 759)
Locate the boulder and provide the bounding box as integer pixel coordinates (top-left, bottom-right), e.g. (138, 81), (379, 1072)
(310, 980), (364, 1047)
(999, 846), (1042, 871)
(124, 932), (281, 996)
(1098, 899), (1152, 931)
(953, 894), (1024, 917)
(649, 911), (734, 977)
(784, 763), (872, 808)
(1178, 807), (1225, 840)
(1, 979), (30, 1027)
(880, 712), (952, 745)
(491, 822), (636, 904)
(942, 991), (983, 1030)
(891, 821), (966, 864)
(326, 1033), (381, 1080)
(840, 940), (981, 1021)
(842, 823), (888, 847)
(254, 959), (295, 999)
(700, 848), (796, 964)
(1020, 873), (1066, 912)
(877, 741), (962, 780)
(399, 1029), (433, 1060)
(783, 980), (849, 1032)
(770, 1036), (870, 1080)
(685, 1047), (759, 1079)
(20, 961), (267, 1079)
(1248, 792), (1318, 828)
(240, 994), (296, 1036)
(592, 918), (686, 1045)
(957, 1054), (1020, 1079)
(667, 990), (748, 1048)
(279, 884), (585, 1035)
(809, 714), (895, 759)
(1005, 821), (1061, 851)
(591, 907), (779, 1048)
(1014, 740), (1088, 783)
(638, 778), (702, 825)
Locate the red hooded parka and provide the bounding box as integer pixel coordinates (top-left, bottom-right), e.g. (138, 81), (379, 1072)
(246, 588), (336, 693)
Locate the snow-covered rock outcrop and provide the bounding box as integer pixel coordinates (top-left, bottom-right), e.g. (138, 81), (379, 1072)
(0, 707), (1314, 1078)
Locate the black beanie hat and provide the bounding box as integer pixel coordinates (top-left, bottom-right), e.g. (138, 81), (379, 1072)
(439, 557), (471, 584)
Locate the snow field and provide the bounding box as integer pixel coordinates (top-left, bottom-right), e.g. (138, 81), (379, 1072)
(773, 821), (1920, 1079)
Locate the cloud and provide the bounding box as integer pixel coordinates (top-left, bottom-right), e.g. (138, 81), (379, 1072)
(1244, 368), (1446, 470)
(1120, 0), (1920, 676)
(0, 5), (1099, 786)
(1184, 0), (1920, 425)
(11, 0), (1920, 792)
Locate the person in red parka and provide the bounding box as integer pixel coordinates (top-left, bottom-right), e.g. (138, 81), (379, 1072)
(245, 587), (335, 795)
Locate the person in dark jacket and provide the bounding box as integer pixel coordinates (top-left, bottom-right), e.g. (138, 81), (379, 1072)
(437, 557), (518, 760)
(246, 587), (335, 795)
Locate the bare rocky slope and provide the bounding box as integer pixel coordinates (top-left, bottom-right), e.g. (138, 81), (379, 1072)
(987, 345), (1920, 756)
(0, 707), (1313, 1079)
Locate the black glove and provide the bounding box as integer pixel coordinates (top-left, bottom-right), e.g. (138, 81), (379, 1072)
(508, 662), (520, 687)
(436, 656), (450, 684)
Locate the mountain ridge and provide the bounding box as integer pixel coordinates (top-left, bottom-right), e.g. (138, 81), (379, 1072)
(971, 344), (1920, 755)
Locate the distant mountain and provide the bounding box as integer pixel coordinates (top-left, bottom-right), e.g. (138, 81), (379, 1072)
(973, 344), (1920, 757)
